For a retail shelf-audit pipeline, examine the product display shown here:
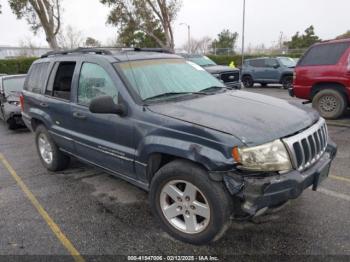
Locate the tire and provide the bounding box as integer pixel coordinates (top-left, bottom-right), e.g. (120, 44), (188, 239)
(242, 75), (254, 88)
(7, 118), (18, 130)
(35, 125), (70, 171)
(149, 160), (232, 245)
(281, 75), (293, 89)
(312, 89), (347, 119)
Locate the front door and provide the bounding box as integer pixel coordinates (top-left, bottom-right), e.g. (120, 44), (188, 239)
(69, 61), (135, 178)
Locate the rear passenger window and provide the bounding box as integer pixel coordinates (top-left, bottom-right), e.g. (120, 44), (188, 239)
(78, 63), (118, 106)
(299, 42), (349, 66)
(250, 59), (265, 67)
(50, 62), (76, 100)
(25, 62), (50, 94)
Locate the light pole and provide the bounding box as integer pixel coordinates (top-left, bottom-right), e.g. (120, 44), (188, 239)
(241, 0), (246, 73)
(180, 23), (191, 53)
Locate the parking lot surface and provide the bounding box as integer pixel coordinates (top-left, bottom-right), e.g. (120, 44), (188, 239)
(0, 87), (350, 261)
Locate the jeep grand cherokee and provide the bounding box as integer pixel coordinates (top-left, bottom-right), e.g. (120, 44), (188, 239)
(21, 48), (337, 245)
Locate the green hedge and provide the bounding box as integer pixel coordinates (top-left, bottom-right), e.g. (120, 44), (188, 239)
(0, 57), (37, 74)
(207, 53), (303, 66)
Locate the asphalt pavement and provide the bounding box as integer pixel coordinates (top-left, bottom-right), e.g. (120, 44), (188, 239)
(0, 86), (349, 261)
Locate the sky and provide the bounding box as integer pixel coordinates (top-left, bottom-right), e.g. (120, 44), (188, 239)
(0, 0), (349, 49)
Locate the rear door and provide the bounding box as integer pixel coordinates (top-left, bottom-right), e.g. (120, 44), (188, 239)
(69, 59), (135, 178)
(250, 59), (266, 81)
(43, 59), (79, 153)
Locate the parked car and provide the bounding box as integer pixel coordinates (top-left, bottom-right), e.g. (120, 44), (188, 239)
(0, 74), (26, 129)
(241, 57), (296, 89)
(21, 48), (336, 245)
(180, 54), (241, 89)
(291, 38), (350, 119)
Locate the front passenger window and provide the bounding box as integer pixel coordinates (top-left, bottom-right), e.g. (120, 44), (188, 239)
(78, 63), (118, 106)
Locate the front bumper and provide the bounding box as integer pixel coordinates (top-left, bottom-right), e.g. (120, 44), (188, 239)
(225, 82), (242, 89)
(218, 140), (337, 216)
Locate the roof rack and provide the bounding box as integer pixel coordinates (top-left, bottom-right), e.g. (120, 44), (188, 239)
(41, 47), (113, 58)
(41, 47), (174, 58)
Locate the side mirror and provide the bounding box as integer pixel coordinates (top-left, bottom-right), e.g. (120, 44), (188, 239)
(89, 96), (127, 116)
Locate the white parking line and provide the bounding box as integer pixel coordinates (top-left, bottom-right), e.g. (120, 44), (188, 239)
(318, 187), (350, 202)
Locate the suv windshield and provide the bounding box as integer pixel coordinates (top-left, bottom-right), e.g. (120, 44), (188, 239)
(278, 57), (296, 67)
(117, 59), (224, 101)
(188, 56), (217, 67)
(2, 77), (25, 96)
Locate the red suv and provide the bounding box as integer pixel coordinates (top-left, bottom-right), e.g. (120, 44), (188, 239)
(291, 38), (350, 119)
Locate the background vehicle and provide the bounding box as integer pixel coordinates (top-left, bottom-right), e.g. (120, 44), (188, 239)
(180, 54), (241, 89)
(0, 74), (26, 129)
(241, 57), (296, 89)
(291, 38), (350, 119)
(22, 48), (336, 245)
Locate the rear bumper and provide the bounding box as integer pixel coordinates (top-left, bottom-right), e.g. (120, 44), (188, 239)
(217, 139), (337, 216)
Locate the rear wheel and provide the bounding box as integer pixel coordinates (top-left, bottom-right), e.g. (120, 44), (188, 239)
(312, 89), (347, 119)
(281, 75), (293, 89)
(35, 125), (70, 171)
(242, 75), (254, 88)
(149, 160), (232, 245)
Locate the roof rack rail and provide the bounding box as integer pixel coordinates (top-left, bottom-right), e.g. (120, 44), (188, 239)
(41, 47), (113, 58)
(133, 47), (173, 54)
(41, 47), (174, 58)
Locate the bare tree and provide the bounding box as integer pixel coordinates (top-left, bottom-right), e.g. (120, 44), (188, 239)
(57, 25), (84, 49)
(101, 0), (182, 51)
(182, 37), (212, 54)
(8, 0), (62, 49)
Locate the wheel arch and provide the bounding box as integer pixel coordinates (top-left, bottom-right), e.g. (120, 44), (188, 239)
(311, 82), (349, 101)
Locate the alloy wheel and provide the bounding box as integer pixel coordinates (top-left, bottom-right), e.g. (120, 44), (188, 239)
(160, 180), (211, 234)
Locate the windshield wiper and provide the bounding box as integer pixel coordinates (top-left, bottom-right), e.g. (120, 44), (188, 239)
(199, 86), (227, 93)
(144, 92), (195, 102)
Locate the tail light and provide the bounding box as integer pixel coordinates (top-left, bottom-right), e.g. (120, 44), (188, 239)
(19, 94), (24, 112)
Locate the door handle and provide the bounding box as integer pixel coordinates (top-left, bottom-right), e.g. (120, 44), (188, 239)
(73, 112), (87, 120)
(39, 102), (48, 108)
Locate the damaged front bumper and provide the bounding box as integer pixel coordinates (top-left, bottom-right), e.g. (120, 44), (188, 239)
(211, 140), (337, 216)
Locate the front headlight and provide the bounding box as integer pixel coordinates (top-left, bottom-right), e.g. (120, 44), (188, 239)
(233, 140), (292, 172)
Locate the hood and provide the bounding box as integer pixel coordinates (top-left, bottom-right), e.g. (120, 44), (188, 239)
(148, 91), (319, 146)
(204, 65), (240, 74)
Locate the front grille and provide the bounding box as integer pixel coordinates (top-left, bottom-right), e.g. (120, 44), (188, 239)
(282, 118), (328, 172)
(221, 72), (240, 83)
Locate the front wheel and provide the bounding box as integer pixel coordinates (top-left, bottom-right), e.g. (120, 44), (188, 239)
(312, 89), (347, 119)
(149, 160), (232, 245)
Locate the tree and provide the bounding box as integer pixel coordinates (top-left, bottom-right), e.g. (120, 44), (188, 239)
(285, 25), (320, 49)
(85, 37), (101, 47)
(336, 30), (350, 40)
(100, 0), (182, 51)
(212, 29), (239, 55)
(57, 25), (84, 49)
(8, 0), (61, 49)
(117, 23), (166, 48)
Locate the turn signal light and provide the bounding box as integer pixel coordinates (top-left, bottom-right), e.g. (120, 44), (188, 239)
(232, 147), (241, 163)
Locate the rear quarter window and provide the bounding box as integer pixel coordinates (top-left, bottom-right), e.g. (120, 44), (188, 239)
(24, 62), (50, 94)
(299, 42), (350, 66)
